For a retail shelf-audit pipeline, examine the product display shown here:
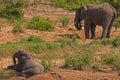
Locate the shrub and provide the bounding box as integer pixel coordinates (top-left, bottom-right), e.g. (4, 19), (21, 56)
(28, 16), (55, 31)
(112, 36), (120, 47)
(92, 62), (100, 70)
(112, 58), (120, 70)
(64, 53), (93, 70)
(114, 17), (120, 28)
(59, 15), (70, 27)
(0, 0), (24, 20)
(102, 52), (120, 70)
(101, 38), (112, 45)
(27, 35), (45, 42)
(12, 21), (24, 33)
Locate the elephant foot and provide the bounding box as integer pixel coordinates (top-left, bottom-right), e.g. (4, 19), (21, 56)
(106, 35), (110, 38)
(7, 65), (15, 70)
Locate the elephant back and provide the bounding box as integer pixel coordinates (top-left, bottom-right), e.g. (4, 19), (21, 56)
(102, 3), (117, 18)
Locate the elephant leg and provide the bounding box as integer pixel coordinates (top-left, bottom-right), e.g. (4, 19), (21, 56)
(101, 16), (112, 38)
(101, 27), (109, 38)
(106, 17), (114, 38)
(15, 64), (22, 72)
(91, 24), (96, 39)
(21, 69), (35, 78)
(84, 21), (91, 39)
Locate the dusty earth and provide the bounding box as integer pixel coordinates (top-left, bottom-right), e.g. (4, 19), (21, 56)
(0, 0), (120, 80)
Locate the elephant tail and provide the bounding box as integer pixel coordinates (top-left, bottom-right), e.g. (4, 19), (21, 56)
(113, 7), (117, 19)
(109, 4), (118, 18)
(106, 3), (117, 18)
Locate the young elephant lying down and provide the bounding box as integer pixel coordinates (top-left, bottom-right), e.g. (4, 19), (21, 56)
(8, 49), (44, 78)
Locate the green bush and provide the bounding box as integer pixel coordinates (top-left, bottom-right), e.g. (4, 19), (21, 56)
(102, 53), (120, 70)
(101, 38), (112, 45)
(102, 53), (118, 65)
(59, 15), (70, 27)
(92, 62), (100, 70)
(114, 17), (120, 28)
(112, 58), (120, 70)
(112, 36), (120, 47)
(12, 21), (24, 33)
(64, 53), (93, 70)
(27, 35), (45, 42)
(28, 16), (55, 31)
(0, 0), (24, 20)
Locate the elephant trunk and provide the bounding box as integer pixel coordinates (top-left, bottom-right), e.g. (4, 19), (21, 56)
(13, 55), (17, 65)
(74, 14), (82, 30)
(74, 20), (82, 30)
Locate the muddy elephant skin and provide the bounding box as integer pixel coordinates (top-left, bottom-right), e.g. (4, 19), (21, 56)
(74, 3), (117, 39)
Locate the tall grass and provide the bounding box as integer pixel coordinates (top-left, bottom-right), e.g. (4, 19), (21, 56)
(64, 53), (93, 70)
(59, 15), (70, 27)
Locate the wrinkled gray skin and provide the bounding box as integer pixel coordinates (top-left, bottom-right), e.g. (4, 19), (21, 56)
(74, 3), (117, 39)
(10, 49), (44, 78)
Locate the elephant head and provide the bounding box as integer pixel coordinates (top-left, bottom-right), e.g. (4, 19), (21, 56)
(74, 6), (88, 30)
(13, 49), (33, 65)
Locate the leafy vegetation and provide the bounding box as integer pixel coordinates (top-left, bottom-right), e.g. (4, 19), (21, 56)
(0, 0), (24, 20)
(0, 35), (120, 79)
(92, 62), (100, 70)
(28, 16), (55, 31)
(112, 36), (120, 47)
(12, 21), (24, 33)
(38, 54), (53, 71)
(102, 52), (120, 70)
(101, 38), (112, 46)
(59, 15), (70, 27)
(51, 0), (101, 10)
(64, 53), (93, 70)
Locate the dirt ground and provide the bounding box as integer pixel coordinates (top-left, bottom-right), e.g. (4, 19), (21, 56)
(9, 69), (120, 80)
(1, 0), (120, 80)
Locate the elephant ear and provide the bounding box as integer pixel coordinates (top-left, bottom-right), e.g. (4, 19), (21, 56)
(79, 6), (88, 20)
(19, 49), (33, 59)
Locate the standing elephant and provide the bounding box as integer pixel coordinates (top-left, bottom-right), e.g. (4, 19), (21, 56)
(74, 3), (117, 39)
(9, 49), (44, 78)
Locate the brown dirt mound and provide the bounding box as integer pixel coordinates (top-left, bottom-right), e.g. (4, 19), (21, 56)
(9, 69), (120, 80)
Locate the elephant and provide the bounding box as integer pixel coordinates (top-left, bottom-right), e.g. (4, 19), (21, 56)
(8, 49), (44, 78)
(74, 3), (117, 39)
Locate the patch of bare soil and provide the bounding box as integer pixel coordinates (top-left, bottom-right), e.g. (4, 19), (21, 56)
(9, 69), (120, 80)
